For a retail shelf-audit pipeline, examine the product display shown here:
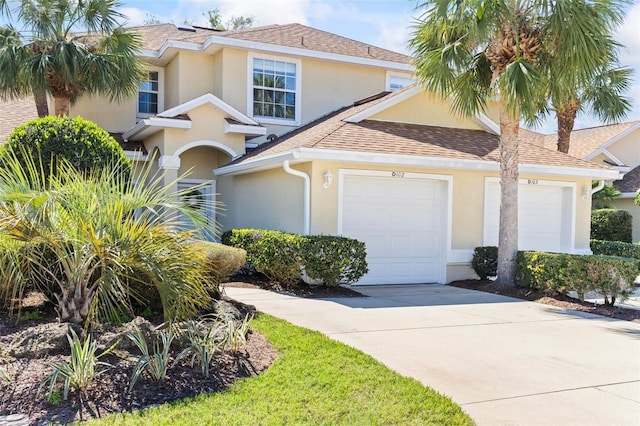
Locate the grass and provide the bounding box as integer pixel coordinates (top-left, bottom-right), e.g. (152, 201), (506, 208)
(93, 314), (474, 425)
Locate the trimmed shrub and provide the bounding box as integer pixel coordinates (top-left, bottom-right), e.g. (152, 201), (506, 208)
(471, 246), (498, 280)
(1, 115), (131, 180)
(590, 239), (640, 259)
(516, 251), (639, 305)
(222, 229), (368, 287)
(300, 235), (368, 286)
(197, 241), (247, 285)
(591, 209), (632, 243)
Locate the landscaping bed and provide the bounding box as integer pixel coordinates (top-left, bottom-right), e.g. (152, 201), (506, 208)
(0, 297), (278, 425)
(450, 279), (640, 323)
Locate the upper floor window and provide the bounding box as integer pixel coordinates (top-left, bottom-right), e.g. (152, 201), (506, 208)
(249, 55), (300, 125)
(387, 74), (415, 91)
(138, 70), (160, 118)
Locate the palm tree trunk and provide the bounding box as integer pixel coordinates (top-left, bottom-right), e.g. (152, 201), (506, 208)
(496, 104), (519, 288)
(54, 95), (71, 116)
(556, 109), (576, 154)
(33, 90), (49, 117)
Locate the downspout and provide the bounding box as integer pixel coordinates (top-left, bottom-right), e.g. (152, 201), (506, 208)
(591, 180), (606, 195)
(283, 160), (310, 235)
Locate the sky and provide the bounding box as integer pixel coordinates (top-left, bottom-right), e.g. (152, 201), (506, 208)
(5, 0), (640, 133)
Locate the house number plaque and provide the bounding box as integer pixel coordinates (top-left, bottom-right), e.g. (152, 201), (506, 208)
(391, 171), (405, 178)
(527, 179), (539, 185)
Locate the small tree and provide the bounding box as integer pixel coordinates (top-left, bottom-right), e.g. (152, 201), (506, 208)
(203, 8), (254, 30)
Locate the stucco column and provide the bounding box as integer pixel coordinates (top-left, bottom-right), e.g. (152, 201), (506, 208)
(158, 155), (181, 226)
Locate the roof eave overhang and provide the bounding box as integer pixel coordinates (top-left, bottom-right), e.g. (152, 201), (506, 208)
(214, 147), (620, 180)
(140, 38), (413, 72)
(224, 120), (267, 136)
(122, 117), (192, 141)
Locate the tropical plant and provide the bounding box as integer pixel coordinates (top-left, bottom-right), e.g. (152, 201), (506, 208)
(177, 316), (222, 377)
(41, 328), (116, 401)
(0, 149), (217, 326)
(0, 0), (143, 115)
(592, 183), (621, 209)
(0, 366), (10, 382)
(222, 314), (252, 355)
(127, 326), (182, 391)
(410, 0), (628, 286)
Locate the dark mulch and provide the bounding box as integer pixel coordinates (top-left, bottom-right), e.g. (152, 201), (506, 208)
(0, 298), (279, 425)
(224, 273), (366, 298)
(449, 279), (640, 323)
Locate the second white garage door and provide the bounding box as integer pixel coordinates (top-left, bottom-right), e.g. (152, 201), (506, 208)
(484, 179), (575, 252)
(339, 171), (449, 285)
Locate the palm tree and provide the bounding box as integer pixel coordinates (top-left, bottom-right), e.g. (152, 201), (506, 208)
(0, 0), (143, 116)
(410, 0), (628, 286)
(553, 64), (632, 154)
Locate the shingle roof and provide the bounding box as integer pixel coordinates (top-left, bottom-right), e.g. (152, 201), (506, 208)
(0, 97), (39, 142)
(519, 121), (640, 160)
(231, 93), (605, 171)
(614, 165), (640, 193)
(133, 23), (411, 64)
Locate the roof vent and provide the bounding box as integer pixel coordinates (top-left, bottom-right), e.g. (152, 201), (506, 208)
(177, 24), (196, 32)
(267, 134), (278, 142)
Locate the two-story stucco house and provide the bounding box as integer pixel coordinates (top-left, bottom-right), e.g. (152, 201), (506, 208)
(0, 23), (620, 285)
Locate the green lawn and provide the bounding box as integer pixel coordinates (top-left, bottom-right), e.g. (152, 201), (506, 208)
(94, 314), (474, 425)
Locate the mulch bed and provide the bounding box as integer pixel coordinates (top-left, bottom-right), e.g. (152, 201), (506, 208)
(224, 273), (366, 298)
(0, 298), (279, 425)
(449, 279), (640, 323)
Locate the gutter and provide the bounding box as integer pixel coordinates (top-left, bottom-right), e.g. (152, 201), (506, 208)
(283, 160), (310, 235)
(591, 180), (606, 195)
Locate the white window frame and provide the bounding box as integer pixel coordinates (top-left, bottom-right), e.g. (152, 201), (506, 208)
(385, 72), (415, 91)
(247, 52), (302, 126)
(137, 66), (164, 119)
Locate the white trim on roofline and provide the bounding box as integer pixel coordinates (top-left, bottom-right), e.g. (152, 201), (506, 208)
(583, 121), (640, 161)
(123, 151), (149, 162)
(123, 117), (191, 140)
(585, 147), (626, 166)
(214, 147), (620, 179)
(158, 93), (259, 125)
(224, 121), (267, 136)
(619, 192), (639, 199)
(139, 37), (412, 72)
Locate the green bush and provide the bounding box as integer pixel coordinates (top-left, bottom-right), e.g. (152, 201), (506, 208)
(516, 251), (639, 305)
(591, 209), (632, 243)
(300, 235), (368, 286)
(471, 246), (498, 280)
(1, 115), (131, 180)
(222, 229), (368, 287)
(590, 239), (640, 259)
(198, 241), (247, 284)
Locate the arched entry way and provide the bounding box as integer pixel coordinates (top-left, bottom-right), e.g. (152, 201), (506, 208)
(174, 143), (234, 240)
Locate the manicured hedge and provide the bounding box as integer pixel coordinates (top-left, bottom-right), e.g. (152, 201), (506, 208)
(591, 209), (633, 243)
(515, 251), (639, 305)
(1, 116), (131, 180)
(197, 241), (247, 283)
(472, 246), (640, 306)
(221, 229), (368, 287)
(471, 246), (498, 279)
(590, 239), (640, 259)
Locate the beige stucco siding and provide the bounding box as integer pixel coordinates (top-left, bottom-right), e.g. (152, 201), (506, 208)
(164, 55), (180, 110)
(179, 146), (230, 180)
(609, 198), (640, 243)
(370, 92), (484, 130)
(175, 52), (216, 105)
(606, 130), (640, 167)
(217, 167), (305, 233)
(69, 94), (137, 133)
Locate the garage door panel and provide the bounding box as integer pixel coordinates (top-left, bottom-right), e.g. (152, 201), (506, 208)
(484, 182), (572, 253)
(341, 174), (447, 285)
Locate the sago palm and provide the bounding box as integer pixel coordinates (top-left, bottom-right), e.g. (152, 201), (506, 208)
(0, 0), (143, 115)
(0, 151), (218, 327)
(410, 0), (628, 286)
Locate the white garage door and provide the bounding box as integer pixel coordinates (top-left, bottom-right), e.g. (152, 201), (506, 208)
(339, 172), (448, 285)
(484, 180), (574, 252)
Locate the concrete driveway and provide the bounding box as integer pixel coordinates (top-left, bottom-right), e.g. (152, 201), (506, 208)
(225, 284), (640, 426)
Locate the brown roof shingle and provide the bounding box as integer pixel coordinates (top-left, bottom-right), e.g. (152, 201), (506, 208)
(614, 165), (640, 193)
(133, 23), (411, 64)
(0, 97), (39, 142)
(519, 121), (640, 160)
(233, 93), (606, 171)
